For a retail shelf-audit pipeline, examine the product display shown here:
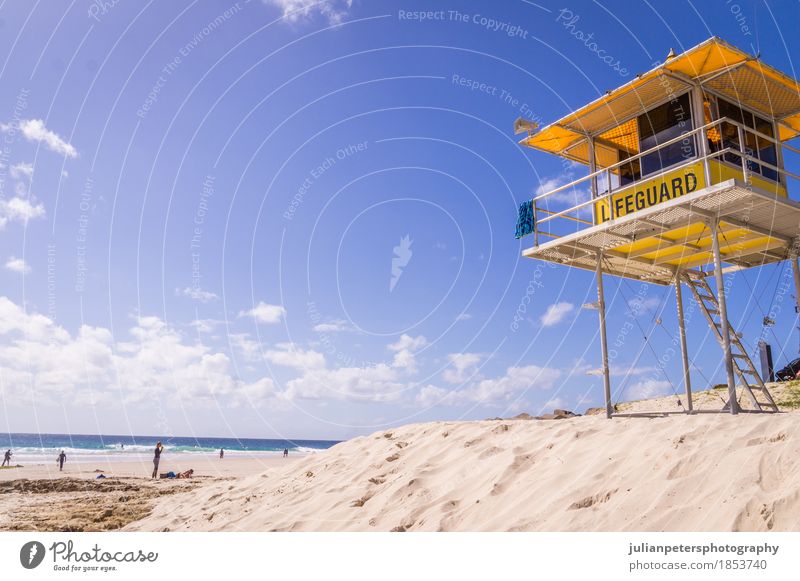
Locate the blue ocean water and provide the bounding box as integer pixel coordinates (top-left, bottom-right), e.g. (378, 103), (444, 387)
(0, 433), (340, 463)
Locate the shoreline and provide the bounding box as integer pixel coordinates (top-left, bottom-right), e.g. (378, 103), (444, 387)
(0, 454), (300, 482)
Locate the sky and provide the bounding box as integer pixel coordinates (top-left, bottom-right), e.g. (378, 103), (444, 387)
(0, 0), (799, 441)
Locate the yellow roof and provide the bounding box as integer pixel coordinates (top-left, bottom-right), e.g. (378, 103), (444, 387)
(522, 37), (800, 162)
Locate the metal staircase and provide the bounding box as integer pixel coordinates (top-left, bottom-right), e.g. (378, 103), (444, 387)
(683, 273), (779, 412)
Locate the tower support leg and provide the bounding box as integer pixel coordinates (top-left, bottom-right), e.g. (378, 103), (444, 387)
(710, 219), (738, 415)
(792, 253), (800, 329)
(674, 273), (693, 413)
(596, 253), (612, 419)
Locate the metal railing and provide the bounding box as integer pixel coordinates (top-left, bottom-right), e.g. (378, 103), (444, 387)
(528, 116), (800, 246)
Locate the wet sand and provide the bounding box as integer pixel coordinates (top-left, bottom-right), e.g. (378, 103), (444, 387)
(0, 455), (298, 531)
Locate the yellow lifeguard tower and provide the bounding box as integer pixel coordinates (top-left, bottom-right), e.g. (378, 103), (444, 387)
(516, 37), (800, 418)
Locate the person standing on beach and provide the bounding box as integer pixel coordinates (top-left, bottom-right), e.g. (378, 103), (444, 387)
(283, 448), (288, 458)
(57, 450), (66, 471)
(2, 449), (11, 467)
(219, 448), (224, 459)
(151, 442), (163, 479)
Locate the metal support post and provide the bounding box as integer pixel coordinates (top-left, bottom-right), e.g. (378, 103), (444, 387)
(710, 219), (738, 414)
(674, 273), (693, 413)
(596, 252), (612, 418)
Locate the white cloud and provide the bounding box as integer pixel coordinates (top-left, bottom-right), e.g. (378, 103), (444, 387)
(282, 363), (405, 403)
(470, 365), (561, 402)
(6, 119), (78, 158)
(388, 334), (427, 352)
(176, 286), (219, 303)
(0, 297), (275, 407)
(5, 257), (30, 274)
(0, 196), (45, 229)
(312, 319), (355, 333)
(542, 397), (566, 410)
(540, 301), (575, 327)
(535, 165), (594, 218)
(387, 334), (427, 371)
(10, 162), (33, 179)
(417, 365), (562, 407)
(627, 378), (671, 401)
(278, 335), (426, 403)
(455, 313), (472, 322)
(239, 301), (285, 324)
(231, 335), (326, 369)
(229, 333), (262, 361)
(263, 342), (325, 370)
(627, 296), (662, 316)
(191, 319), (220, 334)
(585, 365), (657, 377)
(262, 0), (352, 24)
(442, 352), (482, 384)
(236, 377), (277, 404)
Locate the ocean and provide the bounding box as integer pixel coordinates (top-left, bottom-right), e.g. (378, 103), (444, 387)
(0, 433), (340, 464)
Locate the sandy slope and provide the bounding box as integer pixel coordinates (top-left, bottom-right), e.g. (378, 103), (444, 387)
(127, 412), (800, 532)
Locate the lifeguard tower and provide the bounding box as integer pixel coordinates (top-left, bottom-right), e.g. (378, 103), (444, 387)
(516, 37), (800, 418)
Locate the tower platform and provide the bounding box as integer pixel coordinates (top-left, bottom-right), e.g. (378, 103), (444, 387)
(523, 178), (800, 285)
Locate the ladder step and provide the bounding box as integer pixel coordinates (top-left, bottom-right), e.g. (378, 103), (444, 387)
(697, 294), (716, 301)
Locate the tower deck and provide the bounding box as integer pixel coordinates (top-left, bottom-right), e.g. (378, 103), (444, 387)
(523, 178), (800, 285)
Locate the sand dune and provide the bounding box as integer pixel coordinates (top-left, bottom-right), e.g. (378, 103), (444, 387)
(127, 412), (800, 531)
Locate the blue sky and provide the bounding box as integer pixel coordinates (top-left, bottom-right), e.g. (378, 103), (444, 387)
(0, 0), (799, 440)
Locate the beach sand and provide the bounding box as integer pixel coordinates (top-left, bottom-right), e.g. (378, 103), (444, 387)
(123, 409), (800, 532)
(5, 395), (800, 532)
(0, 455), (297, 532)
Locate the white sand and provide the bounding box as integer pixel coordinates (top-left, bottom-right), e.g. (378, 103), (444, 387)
(126, 411), (800, 531)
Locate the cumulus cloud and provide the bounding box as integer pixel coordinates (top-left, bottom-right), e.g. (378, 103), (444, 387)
(5, 257), (30, 274)
(191, 319), (221, 334)
(627, 378), (671, 401)
(262, 0), (352, 24)
(2, 119), (78, 158)
(0, 297), (274, 407)
(0, 196), (46, 228)
(176, 286), (219, 303)
(263, 342), (326, 370)
(417, 365), (562, 407)
(540, 302), (574, 327)
(388, 334), (427, 352)
(10, 162), (34, 179)
(442, 352), (482, 384)
(282, 363), (405, 403)
(387, 334), (427, 371)
(278, 335), (426, 402)
(239, 301), (286, 324)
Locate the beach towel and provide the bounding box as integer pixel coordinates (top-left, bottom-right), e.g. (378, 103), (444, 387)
(515, 200), (534, 239)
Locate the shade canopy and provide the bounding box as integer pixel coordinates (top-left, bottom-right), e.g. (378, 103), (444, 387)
(522, 37), (800, 165)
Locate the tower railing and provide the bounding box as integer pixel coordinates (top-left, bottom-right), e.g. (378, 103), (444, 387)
(528, 116), (800, 246)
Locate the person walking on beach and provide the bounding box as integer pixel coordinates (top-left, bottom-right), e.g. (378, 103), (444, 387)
(57, 450), (66, 471)
(151, 442), (163, 479)
(2, 449), (11, 467)
(219, 448), (224, 459)
(283, 448), (288, 458)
